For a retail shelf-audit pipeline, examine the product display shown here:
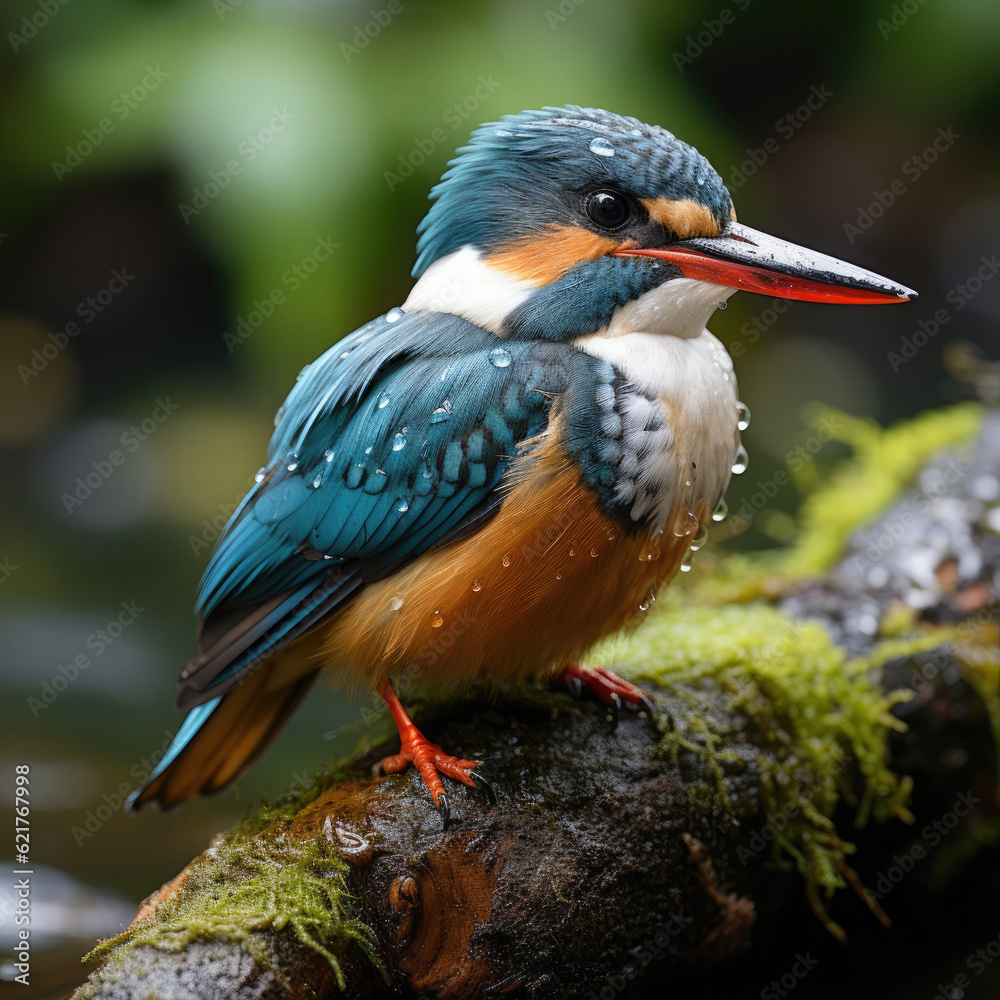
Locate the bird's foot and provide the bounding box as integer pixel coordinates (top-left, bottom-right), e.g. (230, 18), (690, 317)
(554, 662), (656, 718)
(376, 677), (490, 824)
(376, 734), (481, 823)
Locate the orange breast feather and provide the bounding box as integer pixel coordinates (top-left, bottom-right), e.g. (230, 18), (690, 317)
(317, 420), (699, 690)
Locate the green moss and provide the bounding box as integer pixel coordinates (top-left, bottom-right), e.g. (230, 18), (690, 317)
(782, 402), (982, 576)
(599, 600), (913, 939)
(84, 831), (378, 990)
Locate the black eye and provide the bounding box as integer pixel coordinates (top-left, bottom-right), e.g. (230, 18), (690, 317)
(585, 189), (630, 230)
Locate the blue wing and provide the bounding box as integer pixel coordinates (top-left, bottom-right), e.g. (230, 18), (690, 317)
(176, 309), (572, 709)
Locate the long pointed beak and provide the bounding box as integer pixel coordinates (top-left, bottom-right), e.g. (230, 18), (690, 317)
(613, 221), (917, 304)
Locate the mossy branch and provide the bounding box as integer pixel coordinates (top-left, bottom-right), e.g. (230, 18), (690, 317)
(72, 405), (999, 1000)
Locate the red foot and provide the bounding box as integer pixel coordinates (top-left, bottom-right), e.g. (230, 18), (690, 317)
(554, 663), (655, 714)
(376, 678), (482, 821)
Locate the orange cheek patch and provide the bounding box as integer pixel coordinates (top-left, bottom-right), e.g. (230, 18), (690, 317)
(486, 224), (623, 286)
(641, 197), (722, 239)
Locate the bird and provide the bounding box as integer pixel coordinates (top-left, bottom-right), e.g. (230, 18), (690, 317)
(127, 105), (915, 822)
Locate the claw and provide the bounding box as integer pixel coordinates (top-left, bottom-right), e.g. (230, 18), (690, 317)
(607, 693), (621, 730)
(552, 663), (657, 728)
(437, 793), (451, 828)
(472, 771), (497, 805)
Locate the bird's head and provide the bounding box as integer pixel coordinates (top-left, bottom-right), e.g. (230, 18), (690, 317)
(405, 105), (915, 339)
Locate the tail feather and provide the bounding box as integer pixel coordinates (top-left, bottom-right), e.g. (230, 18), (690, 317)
(127, 664), (320, 811)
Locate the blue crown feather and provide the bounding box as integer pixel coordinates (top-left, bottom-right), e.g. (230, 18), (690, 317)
(413, 105), (731, 276)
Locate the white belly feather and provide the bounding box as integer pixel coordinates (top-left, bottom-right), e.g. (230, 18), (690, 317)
(574, 279), (742, 534)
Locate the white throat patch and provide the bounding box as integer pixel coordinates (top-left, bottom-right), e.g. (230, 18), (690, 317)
(604, 277), (736, 340)
(402, 246), (532, 333)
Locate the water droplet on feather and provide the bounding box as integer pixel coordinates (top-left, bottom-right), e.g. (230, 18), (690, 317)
(737, 401), (751, 431)
(430, 400), (452, 423)
(673, 510), (699, 537)
(689, 524), (709, 551)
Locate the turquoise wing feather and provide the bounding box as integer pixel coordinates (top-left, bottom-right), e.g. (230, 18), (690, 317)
(178, 309), (572, 708)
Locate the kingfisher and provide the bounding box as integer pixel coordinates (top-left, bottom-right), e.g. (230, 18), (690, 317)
(128, 106), (915, 822)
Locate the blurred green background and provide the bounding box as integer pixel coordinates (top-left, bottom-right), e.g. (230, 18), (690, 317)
(0, 0), (997, 996)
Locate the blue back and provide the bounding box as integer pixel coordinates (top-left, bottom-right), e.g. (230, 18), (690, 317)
(180, 310), (573, 707)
